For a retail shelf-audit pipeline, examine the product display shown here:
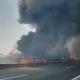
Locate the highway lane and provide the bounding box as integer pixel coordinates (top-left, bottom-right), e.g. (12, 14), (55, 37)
(0, 64), (80, 80)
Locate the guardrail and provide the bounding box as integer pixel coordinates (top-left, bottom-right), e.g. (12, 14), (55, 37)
(0, 63), (48, 69)
(0, 61), (80, 70)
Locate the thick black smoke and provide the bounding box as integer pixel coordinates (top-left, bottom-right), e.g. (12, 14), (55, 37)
(17, 0), (80, 59)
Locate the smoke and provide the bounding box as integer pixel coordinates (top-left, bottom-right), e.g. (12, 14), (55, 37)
(67, 37), (80, 57)
(17, 0), (80, 59)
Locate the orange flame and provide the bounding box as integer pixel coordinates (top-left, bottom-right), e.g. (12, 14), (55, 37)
(69, 53), (78, 60)
(19, 56), (31, 64)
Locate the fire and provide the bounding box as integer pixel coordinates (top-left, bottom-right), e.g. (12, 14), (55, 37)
(19, 56), (48, 64)
(69, 53), (78, 60)
(19, 56), (31, 64)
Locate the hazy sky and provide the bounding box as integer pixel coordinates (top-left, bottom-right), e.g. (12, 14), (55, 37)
(0, 0), (34, 55)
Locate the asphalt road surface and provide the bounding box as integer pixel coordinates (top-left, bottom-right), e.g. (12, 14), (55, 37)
(0, 64), (80, 80)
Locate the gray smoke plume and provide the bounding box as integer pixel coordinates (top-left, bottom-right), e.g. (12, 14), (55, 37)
(67, 36), (80, 58)
(17, 0), (80, 59)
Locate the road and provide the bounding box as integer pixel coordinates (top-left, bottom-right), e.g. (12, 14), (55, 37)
(0, 64), (80, 80)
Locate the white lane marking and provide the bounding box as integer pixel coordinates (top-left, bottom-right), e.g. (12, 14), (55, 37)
(1, 74), (28, 80)
(66, 66), (76, 70)
(17, 67), (43, 70)
(72, 75), (80, 80)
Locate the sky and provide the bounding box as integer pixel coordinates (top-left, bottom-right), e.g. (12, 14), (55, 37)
(0, 0), (34, 55)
